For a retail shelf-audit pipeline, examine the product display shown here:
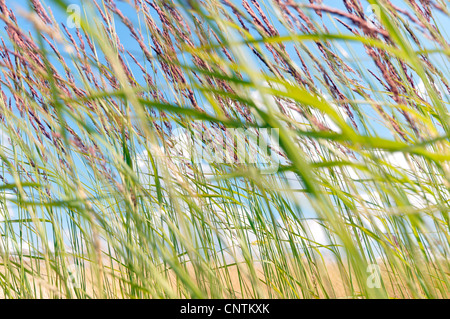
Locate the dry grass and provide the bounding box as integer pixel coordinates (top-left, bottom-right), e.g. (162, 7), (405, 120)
(2, 256), (447, 299)
(0, 0), (449, 299)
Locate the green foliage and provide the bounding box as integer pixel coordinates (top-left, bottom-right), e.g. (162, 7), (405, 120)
(0, 0), (448, 298)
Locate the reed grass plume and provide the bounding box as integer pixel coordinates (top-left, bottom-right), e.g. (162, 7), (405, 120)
(0, 0), (449, 298)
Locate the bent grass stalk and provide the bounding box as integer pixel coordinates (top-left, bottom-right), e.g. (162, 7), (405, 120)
(0, 0), (448, 298)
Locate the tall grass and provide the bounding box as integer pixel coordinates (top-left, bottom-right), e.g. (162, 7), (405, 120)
(0, 0), (448, 298)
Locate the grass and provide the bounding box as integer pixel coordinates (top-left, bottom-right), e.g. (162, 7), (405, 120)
(0, 0), (449, 298)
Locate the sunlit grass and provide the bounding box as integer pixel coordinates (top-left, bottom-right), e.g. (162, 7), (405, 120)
(0, 0), (448, 298)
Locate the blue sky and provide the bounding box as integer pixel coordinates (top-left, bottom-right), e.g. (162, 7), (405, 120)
(0, 0), (448, 256)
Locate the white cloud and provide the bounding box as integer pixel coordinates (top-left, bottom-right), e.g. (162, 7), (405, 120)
(0, 237), (33, 255)
(0, 193), (15, 222)
(417, 78), (443, 102)
(0, 128), (11, 149)
(301, 219), (330, 247)
(250, 84), (349, 134)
